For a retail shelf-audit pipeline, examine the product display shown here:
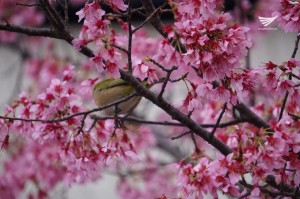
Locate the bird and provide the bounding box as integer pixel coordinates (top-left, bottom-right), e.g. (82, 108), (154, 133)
(92, 78), (149, 115)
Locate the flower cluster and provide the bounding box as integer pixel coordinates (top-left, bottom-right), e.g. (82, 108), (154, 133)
(176, 154), (241, 198)
(174, 117), (300, 198)
(177, 68), (258, 113)
(117, 161), (178, 199)
(274, 0), (300, 33)
(0, 66), (156, 198)
(0, 138), (67, 199)
(174, 0), (252, 81)
(73, 1), (127, 78)
(258, 59), (300, 105)
(73, 1), (110, 49)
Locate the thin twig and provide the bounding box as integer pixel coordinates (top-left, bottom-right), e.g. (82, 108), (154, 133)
(64, 0), (70, 27)
(148, 58), (174, 72)
(210, 103), (227, 137)
(0, 94), (137, 124)
(16, 3), (40, 7)
(171, 131), (191, 140)
(127, 0), (133, 73)
(104, 7), (145, 19)
(0, 24), (56, 37)
(278, 34), (300, 121)
(110, 43), (129, 54)
(77, 113), (89, 134)
(288, 113), (300, 119)
(291, 73), (300, 80)
(92, 115), (247, 128)
(87, 119), (97, 132)
(132, 5), (162, 34)
(190, 132), (200, 153)
(39, 0), (65, 30)
(170, 73), (188, 83)
(278, 90), (290, 121)
(39, 0), (61, 29)
(291, 33), (300, 59)
(158, 66), (177, 100)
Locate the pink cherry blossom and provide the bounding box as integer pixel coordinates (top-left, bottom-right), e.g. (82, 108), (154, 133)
(274, 0), (300, 33)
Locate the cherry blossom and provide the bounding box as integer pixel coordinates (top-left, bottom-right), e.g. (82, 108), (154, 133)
(274, 0), (300, 33)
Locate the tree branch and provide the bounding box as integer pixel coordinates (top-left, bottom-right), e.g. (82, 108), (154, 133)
(0, 24), (55, 37)
(210, 103), (227, 137)
(132, 5), (162, 34)
(235, 103), (270, 129)
(291, 33), (300, 59)
(127, 0), (133, 73)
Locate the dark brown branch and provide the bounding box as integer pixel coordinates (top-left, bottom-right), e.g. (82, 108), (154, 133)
(132, 5), (162, 34)
(278, 90), (289, 121)
(207, 118), (247, 128)
(140, 0), (167, 38)
(39, 0), (63, 29)
(87, 119), (97, 132)
(64, 0), (70, 26)
(148, 58), (173, 72)
(171, 131), (191, 140)
(235, 103), (270, 129)
(190, 132), (200, 153)
(0, 24), (55, 37)
(265, 176), (299, 197)
(77, 112), (89, 134)
(210, 103), (227, 137)
(170, 73), (188, 83)
(240, 177), (297, 198)
(92, 115), (247, 128)
(39, 0), (66, 30)
(104, 7), (145, 19)
(127, 0), (133, 73)
(288, 113), (300, 119)
(291, 73), (300, 80)
(291, 34), (300, 59)
(278, 34), (300, 121)
(91, 115), (183, 126)
(110, 43), (129, 54)
(16, 3), (40, 7)
(158, 66), (177, 100)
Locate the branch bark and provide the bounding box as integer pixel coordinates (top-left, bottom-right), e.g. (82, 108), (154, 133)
(0, 24), (55, 37)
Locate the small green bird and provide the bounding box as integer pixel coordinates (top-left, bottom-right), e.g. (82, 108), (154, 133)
(92, 78), (149, 115)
